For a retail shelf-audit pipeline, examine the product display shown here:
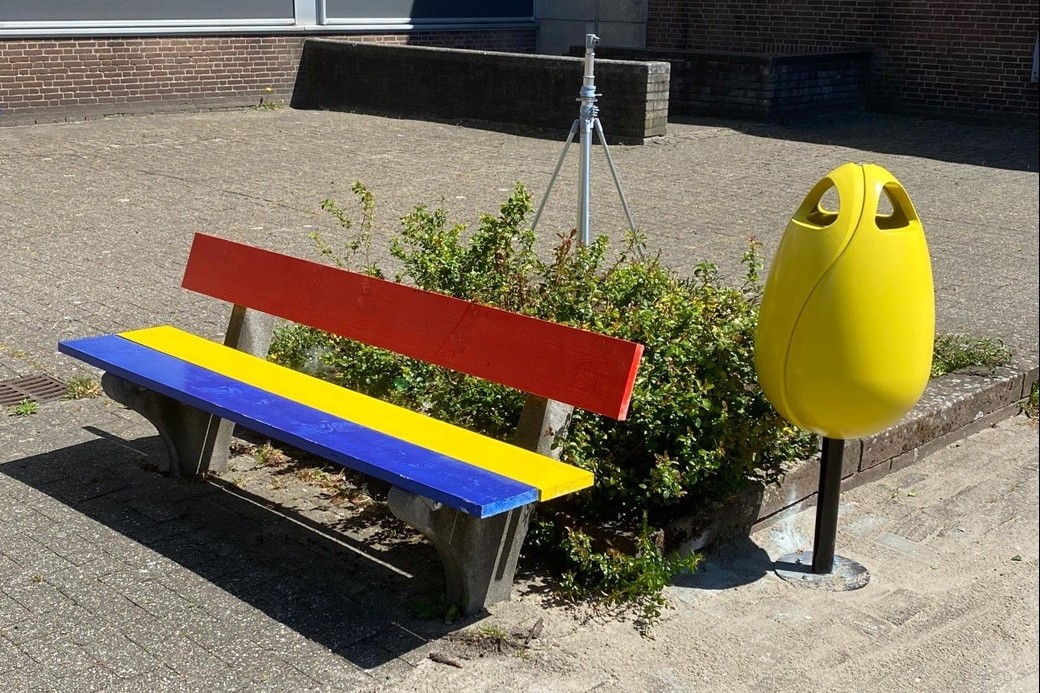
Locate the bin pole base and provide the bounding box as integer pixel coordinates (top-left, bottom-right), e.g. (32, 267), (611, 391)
(774, 551), (870, 591)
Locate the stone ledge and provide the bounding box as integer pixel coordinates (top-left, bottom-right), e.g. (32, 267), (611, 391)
(670, 362), (1039, 554)
(0, 97), (273, 128)
(292, 39), (670, 142)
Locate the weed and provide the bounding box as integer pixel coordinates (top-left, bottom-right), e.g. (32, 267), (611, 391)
(66, 377), (101, 400)
(454, 621), (543, 658)
(408, 596), (462, 623)
(253, 86), (285, 110)
(1022, 381), (1038, 418)
(251, 441), (286, 467)
(931, 334), (1012, 377)
(549, 523), (700, 635)
(254, 98), (285, 110)
(468, 625), (510, 651)
(11, 399), (38, 416)
(294, 466), (341, 487)
(290, 464), (374, 506)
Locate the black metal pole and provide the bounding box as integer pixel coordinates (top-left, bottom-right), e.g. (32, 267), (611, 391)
(811, 437), (845, 574)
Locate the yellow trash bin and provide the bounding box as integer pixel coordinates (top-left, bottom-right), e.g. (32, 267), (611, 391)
(755, 163), (934, 440)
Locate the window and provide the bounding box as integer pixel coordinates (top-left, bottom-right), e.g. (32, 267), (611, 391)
(0, 1), (534, 36)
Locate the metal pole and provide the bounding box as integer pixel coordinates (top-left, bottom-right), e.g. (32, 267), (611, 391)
(592, 118), (637, 233)
(577, 111), (593, 244)
(530, 121), (579, 233)
(811, 437), (845, 574)
(577, 34), (599, 246)
(775, 436), (868, 590)
(531, 34), (637, 245)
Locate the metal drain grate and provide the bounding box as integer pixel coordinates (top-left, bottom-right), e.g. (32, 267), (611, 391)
(0, 374), (68, 406)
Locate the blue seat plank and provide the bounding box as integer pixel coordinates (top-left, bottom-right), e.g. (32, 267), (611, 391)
(59, 334), (538, 518)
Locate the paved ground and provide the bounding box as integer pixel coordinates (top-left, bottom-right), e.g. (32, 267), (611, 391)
(0, 109), (1038, 690)
(1, 109), (1036, 381)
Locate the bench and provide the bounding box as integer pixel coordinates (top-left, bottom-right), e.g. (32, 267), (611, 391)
(58, 233), (644, 614)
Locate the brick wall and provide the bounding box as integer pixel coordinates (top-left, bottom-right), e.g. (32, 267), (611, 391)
(0, 28), (536, 124)
(295, 39), (670, 141)
(645, 0), (1038, 120)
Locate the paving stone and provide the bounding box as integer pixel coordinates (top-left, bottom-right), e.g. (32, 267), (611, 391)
(79, 627), (162, 679)
(33, 528), (108, 569)
(0, 633), (36, 674)
(262, 631), (374, 689)
(1, 576), (78, 616)
(0, 590), (33, 626)
(17, 633), (96, 674)
(50, 665), (124, 692)
(369, 622), (433, 667)
(348, 643), (418, 679)
(874, 531), (938, 559)
(94, 666), (200, 693)
(0, 662), (60, 693)
(117, 609), (198, 652)
(140, 633), (232, 679)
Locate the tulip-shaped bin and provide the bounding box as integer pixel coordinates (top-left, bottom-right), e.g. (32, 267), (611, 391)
(755, 163), (934, 588)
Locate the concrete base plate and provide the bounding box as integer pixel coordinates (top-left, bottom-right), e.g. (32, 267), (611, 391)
(774, 552), (870, 591)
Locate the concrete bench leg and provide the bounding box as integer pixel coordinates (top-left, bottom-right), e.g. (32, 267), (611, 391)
(387, 487), (536, 616)
(101, 372), (230, 479)
(513, 395), (573, 458)
(99, 305), (274, 478)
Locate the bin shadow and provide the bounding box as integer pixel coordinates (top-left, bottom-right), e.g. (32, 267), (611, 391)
(673, 535), (775, 591)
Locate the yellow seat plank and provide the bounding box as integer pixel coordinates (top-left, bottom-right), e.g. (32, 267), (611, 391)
(122, 326), (593, 500)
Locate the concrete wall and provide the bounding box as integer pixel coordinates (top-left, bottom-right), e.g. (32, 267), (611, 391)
(292, 39), (669, 141)
(593, 47), (870, 122)
(645, 0), (1038, 121)
(0, 28), (535, 125)
(536, 0), (647, 55)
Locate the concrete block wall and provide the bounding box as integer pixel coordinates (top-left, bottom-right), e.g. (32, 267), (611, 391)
(644, 0), (1038, 121)
(293, 39), (670, 141)
(0, 28), (536, 124)
(589, 47), (869, 122)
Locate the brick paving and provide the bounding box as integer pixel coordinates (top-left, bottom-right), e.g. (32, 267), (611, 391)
(0, 109), (1036, 690)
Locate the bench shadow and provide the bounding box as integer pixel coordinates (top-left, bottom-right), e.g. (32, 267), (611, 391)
(0, 429), (475, 670)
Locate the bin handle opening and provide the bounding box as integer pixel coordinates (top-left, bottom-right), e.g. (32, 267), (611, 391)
(875, 183), (918, 230)
(795, 178), (840, 229)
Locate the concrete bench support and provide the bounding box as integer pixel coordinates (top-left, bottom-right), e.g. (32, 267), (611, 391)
(388, 487), (536, 615)
(101, 305), (274, 479)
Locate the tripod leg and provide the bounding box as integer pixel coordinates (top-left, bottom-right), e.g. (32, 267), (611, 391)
(531, 120), (579, 233)
(592, 118), (637, 234)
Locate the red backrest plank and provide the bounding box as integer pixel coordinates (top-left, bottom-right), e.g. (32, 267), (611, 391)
(182, 234), (643, 419)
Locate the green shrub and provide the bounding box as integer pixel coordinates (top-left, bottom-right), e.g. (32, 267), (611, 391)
(550, 522), (700, 635)
(270, 182), (815, 623)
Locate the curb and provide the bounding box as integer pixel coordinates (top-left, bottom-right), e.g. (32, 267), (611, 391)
(672, 362), (1039, 553)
